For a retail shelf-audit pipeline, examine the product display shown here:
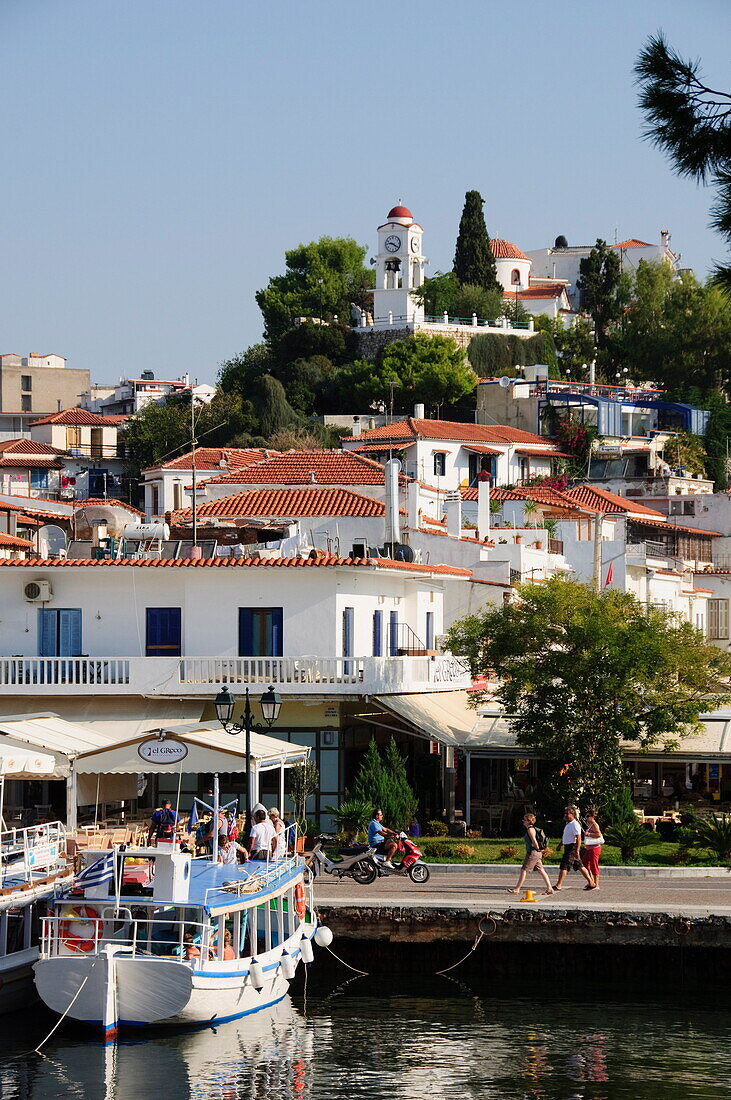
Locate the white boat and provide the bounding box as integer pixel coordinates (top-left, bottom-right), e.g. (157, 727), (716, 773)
(0, 820), (71, 1012)
(34, 838), (328, 1038)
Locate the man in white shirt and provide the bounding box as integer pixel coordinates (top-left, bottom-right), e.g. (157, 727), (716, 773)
(248, 809), (276, 861)
(554, 805), (594, 890)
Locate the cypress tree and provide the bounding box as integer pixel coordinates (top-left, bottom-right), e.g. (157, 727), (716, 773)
(453, 191), (501, 293)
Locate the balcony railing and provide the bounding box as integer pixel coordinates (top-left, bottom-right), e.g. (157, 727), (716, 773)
(0, 654), (470, 696)
(626, 540), (669, 562)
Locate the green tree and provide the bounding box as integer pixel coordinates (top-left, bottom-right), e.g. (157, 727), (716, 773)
(381, 334), (477, 412)
(333, 357), (402, 413)
(635, 33), (731, 291)
(255, 237), (375, 352)
(251, 374), (303, 440)
(447, 578), (731, 818)
(123, 390), (252, 485)
(576, 239), (623, 350)
(453, 190), (501, 293)
(352, 737), (417, 831)
(417, 271), (503, 321)
(276, 321), (348, 370)
(535, 315), (595, 378)
(218, 343), (274, 398)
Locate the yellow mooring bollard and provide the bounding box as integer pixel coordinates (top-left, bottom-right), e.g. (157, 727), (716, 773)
(520, 889), (537, 903)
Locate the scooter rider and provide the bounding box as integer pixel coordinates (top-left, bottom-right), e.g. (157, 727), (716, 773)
(367, 808), (398, 869)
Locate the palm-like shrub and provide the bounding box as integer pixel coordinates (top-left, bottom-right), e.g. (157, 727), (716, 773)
(324, 797), (372, 844)
(605, 819), (654, 862)
(686, 813), (731, 862)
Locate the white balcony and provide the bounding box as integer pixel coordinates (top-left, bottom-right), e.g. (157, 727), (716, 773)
(0, 655), (470, 697)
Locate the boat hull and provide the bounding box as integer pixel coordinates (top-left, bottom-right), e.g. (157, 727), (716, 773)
(34, 936), (308, 1030)
(0, 947), (40, 1013)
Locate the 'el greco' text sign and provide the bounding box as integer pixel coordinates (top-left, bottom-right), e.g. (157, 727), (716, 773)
(137, 736), (189, 765)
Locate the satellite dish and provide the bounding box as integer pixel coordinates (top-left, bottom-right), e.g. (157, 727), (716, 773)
(498, 377), (513, 388)
(38, 524), (68, 558)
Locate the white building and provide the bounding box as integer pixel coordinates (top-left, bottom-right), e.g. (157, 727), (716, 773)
(142, 447), (278, 519)
(525, 231), (680, 310)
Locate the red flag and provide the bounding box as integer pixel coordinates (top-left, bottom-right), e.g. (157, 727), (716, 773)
(604, 561), (613, 587)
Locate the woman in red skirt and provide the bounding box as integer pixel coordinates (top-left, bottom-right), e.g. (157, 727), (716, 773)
(581, 808), (604, 890)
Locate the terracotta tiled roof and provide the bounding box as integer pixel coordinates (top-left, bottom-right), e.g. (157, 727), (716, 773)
(0, 457), (64, 469)
(174, 486), (389, 521)
(613, 239), (652, 249)
(0, 439), (65, 456)
(29, 408), (118, 426)
(202, 450), (398, 487)
(514, 284), (568, 300)
(351, 417), (552, 447)
(73, 498), (145, 517)
(629, 516), (721, 537)
(0, 531), (34, 548)
(490, 238), (529, 260)
(0, 553), (471, 576)
(563, 485), (666, 517)
(143, 447), (279, 474)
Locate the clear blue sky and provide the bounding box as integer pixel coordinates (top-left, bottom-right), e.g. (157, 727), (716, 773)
(2, 0), (730, 386)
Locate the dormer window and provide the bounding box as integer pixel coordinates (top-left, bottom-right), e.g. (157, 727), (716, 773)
(511, 269), (521, 285)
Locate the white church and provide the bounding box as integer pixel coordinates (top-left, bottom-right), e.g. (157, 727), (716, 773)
(354, 204), (573, 339)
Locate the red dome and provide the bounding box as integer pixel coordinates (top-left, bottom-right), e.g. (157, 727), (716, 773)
(490, 238), (529, 260)
(387, 205), (412, 219)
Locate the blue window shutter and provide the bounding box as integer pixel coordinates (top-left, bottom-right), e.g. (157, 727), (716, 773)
(58, 609), (82, 657)
(389, 611), (399, 656)
(373, 610), (382, 657)
(342, 607), (354, 657)
(38, 609), (56, 657)
(271, 608), (283, 657)
(239, 608), (253, 656)
(146, 608), (181, 656)
(426, 611), (434, 651)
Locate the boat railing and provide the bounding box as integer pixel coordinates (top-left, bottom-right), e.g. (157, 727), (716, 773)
(40, 912), (214, 969)
(205, 848), (303, 908)
(0, 820), (67, 888)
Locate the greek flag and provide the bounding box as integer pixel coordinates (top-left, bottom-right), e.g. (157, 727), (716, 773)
(73, 851), (115, 890)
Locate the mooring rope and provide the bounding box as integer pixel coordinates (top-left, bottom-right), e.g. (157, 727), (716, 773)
(33, 954), (102, 1054)
(323, 944), (369, 975)
(435, 916), (496, 976)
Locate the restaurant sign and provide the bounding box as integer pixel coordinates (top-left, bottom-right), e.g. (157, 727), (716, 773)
(137, 734), (189, 765)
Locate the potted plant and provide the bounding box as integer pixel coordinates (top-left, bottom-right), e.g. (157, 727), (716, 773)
(289, 761), (320, 849)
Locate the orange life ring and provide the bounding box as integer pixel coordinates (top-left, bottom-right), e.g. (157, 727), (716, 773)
(59, 904), (103, 953)
(294, 881), (306, 921)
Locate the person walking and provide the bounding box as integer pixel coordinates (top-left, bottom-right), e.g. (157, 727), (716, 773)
(507, 813), (554, 896)
(554, 806), (595, 890)
(581, 808), (603, 890)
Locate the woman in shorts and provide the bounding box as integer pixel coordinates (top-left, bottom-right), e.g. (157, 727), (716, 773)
(507, 813), (554, 896)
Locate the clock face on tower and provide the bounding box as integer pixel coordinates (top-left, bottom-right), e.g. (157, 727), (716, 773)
(411, 237), (420, 253)
(385, 234), (401, 253)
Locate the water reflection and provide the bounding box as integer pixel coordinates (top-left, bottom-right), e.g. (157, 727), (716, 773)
(1, 985), (728, 1100)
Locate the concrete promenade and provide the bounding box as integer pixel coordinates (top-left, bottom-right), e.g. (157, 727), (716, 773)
(313, 865), (731, 920)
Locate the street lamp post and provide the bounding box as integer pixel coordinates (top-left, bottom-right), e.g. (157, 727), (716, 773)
(214, 685), (282, 832)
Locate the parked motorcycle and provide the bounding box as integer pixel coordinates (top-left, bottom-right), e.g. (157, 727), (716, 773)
(308, 835), (378, 885)
(375, 833), (430, 883)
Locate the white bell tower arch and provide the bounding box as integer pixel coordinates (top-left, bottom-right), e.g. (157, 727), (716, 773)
(373, 205), (425, 326)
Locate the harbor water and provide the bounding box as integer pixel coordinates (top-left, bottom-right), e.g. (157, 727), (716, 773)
(1, 975), (729, 1100)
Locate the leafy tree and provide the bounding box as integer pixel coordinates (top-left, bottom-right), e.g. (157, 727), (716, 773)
(255, 237), (374, 352)
(276, 321), (348, 369)
(333, 357), (402, 413)
(453, 190), (501, 293)
(663, 431), (707, 477)
(447, 578), (731, 818)
(576, 239), (623, 350)
(417, 271), (503, 321)
(219, 343), (274, 398)
(251, 375), (303, 439)
(380, 334), (477, 412)
(535, 315), (595, 378)
(467, 333), (512, 376)
(289, 761), (320, 828)
(635, 33), (731, 291)
(276, 355), (336, 417)
(352, 737), (417, 831)
(123, 390), (252, 484)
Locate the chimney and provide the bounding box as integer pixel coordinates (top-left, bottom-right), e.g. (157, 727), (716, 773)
(444, 491), (462, 539)
(414, 403), (425, 419)
(308, 472), (316, 484)
(352, 416), (361, 438)
(384, 458), (401, 548)
(660, 229), (670, 248)
(407, 479), (421, 530)
(477, 478), (491, 540)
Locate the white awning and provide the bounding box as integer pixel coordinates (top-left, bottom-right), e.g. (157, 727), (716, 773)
(372, 691), (479, 747)
(0, 744), (61, 779)
(74, 723), (310, 775)
(0, 713), (115, 775)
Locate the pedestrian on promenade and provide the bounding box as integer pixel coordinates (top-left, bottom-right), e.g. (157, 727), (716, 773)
(555, 805), (595, 890)
(581, 808), (603, 890)
(507, 813), (554, 896)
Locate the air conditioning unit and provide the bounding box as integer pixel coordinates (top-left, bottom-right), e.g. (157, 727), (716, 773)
(24, 580), (52, 603)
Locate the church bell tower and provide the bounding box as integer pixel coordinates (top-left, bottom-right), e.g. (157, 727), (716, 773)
(373, 205), (425, 326)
